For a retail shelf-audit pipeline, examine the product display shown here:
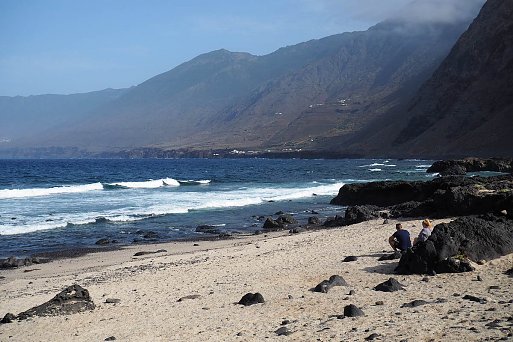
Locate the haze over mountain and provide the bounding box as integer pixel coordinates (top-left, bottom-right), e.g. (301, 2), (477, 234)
(340, 0), (513, 158)
(3, 0), (508, 159)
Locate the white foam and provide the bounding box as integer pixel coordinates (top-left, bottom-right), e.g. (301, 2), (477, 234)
(360, 163), (385, 167)
(108, 178), (180, 188)
(0, 183), (103, 199)
(369, 168), (382, 172)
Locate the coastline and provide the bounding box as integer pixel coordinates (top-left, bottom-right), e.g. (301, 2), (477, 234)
(1, 219), (512, 341)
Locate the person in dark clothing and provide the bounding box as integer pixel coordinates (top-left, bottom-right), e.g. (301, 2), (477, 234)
(388, 223), (411, 252)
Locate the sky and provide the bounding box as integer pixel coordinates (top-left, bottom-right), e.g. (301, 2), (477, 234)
(0, 0), (485, 96)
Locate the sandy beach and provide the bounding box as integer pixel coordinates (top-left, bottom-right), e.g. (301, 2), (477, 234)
(1, 218), (512, 341)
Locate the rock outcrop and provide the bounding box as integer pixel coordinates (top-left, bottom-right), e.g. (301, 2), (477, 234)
(427, 158), (513, 176)
(396, 214), (513, 274)
(331, 174), (513, 219)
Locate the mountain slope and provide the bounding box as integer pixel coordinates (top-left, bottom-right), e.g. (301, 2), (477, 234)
(343, 0), (513, 158)
(0, 88), (127, 144)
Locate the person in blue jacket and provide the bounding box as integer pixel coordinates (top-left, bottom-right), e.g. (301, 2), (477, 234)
(388, 223), (411, 252)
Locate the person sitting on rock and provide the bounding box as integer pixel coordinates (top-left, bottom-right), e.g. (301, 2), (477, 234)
(413, 219), (433, 245)
(388, 223), (411, 252)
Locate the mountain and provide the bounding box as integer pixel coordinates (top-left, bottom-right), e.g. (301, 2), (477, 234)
(0, 88), (127, 144)
(341, 0), (513, 158)
(0, 4), (484, 157)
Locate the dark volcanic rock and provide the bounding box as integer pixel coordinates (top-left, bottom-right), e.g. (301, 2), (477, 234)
(374, 278), (405, 292)
(275, 327), (292, 336)
(463, 294), (487, 304)
(196, 225), (221, 234)
(428, 158), (513, 175)
(263, 217), (282, 230)
(308, 216), (321, 225)
(343, 304), (364, 317)
(343, 256), (358, 262)
(396, 214), (513, 274)
(133, 249), (167, 257)
(323, 215), (345, 227)
(365, 333), (381, 341)
(17, 284), (95, 319)
(313, 275), (348, 293)
(276, 214), (297, 225)
(0, 256), (50, 269)
(1, 313), (16, 324)
(238, 292), (265, 306)
(344, 205), (382, 225)
(401, 300), (429, 308)
(331, 175), (513, 219)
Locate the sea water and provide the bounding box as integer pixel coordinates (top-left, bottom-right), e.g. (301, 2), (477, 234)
(0, 158), (436, 257)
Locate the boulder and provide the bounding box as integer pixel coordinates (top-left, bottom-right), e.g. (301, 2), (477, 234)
(427, 158), (513, 174)
(17, 284), (95, 320)
(276, 214), (297, 225)
(313, 275), (348, 293)
(0, 256), (50, 269)
(238, 292), (265, 306)
(323, 215), (345, 227)
(374, 278), (405, 292)
(308, 216), (321, 225)
(396, 214), (513, 274)
(343, 304), (364, 317)
(331, 174), (513, 219)
(344, 205), (381, 225)
(196, 225), (221, 234)
(263, 217), (282, 230)
(1, 313), (16, 324)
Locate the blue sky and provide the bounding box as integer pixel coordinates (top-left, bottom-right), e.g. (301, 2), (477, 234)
(0, 0), (484, 96)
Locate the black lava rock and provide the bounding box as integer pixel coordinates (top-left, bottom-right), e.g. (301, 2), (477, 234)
(343, 256), (358, 262)
(313, 275), (348, 293)
(17, 284), (95, 319)
(308, 216), (321, 225)
(238, 293), (265, 306)
(275, 327), (292, 336)
(1, 313), (16, 324)
(401, 300), (429, 308)
(343, 304), (364, 317)
(95, 238), (111, 245)
(463, 294), (487, 304)
(374, 278), (405, 292)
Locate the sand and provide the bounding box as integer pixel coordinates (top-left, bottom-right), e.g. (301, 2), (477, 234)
(1, 219), (512, 341)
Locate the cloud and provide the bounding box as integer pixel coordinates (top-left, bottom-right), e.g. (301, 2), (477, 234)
(299, 0), (485, 25)
(391, 0), (486, 24)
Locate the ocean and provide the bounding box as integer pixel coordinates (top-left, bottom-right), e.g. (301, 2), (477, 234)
(0, 158), (436, 258)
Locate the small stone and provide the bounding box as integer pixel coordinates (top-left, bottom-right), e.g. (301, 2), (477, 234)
(489, 285), (500, 290)
(421, 277), (429, 282)
(193, 243), (199, 246)
(348, 290), (355, 295)
(281, 320), (290, 325)
(401, 300), (428, 308)
(375, 301), (384, 306)
(105, 337), (116, 341)
(477, 275), (483, 281)
(343, 256), (358, 262)
(177, 295), (201, 302)
(365, 333), (381, 340)
(463, 294), (487, 304)
(104, 298), (121, 304)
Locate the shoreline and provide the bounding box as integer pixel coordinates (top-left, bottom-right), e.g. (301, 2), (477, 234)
(1, 218), (512, 341)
